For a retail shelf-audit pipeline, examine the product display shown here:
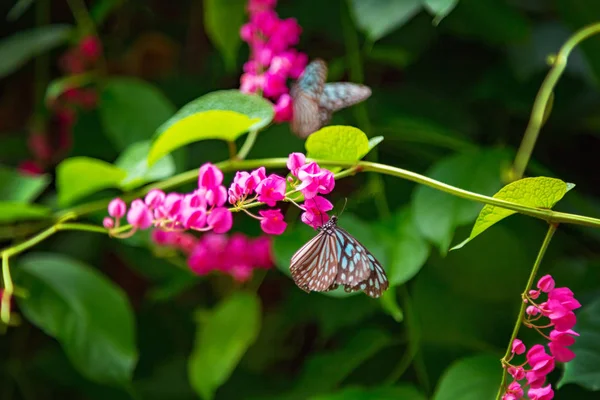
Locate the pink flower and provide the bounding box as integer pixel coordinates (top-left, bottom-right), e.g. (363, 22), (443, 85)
(506, 381), (524, 399)
(18, 160), (44, 175)
(263, 71), (288, 98)
(256, 174), (286, 206)
(151, 229), (176, 246)
(537, 275), (555, 293)
(526, 370), (546, 389)
(508, 366), (525, 380)
(259, 209), (287, 235)
(273, 94), (293, 122)
(127, 200), (153, 229)
(526, 305), (540, 316)
(198, 163), (223, 189)
(247, 0), (277, 13)
(162, 193), (183, 218)
(108, 198), (127, 218)
(301, 195), (333, 228)
(548, 287), (581, 311)
(251, 236), (274, 268)
(145, 189), (165, 209)
(287, 152), (306, 176)
(526, 345), (555, 378)
(206, 186), (227, 207)
(207, 207), (233, 233)
(548, 329), (579, 362)
(79, 36), (102, 62)
(180, 201), (207, 230)
(240, 73), (265, 94)
(529, 289), (540, 300)
(297, 162), (335, 199)
(512, 339), (526, 355)
(102, 217), (114, 229)
(528, 385), (554, 400)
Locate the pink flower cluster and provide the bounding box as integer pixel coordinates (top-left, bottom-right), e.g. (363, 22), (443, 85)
(104, 153), (335, 238)
(104, 163), (234, 235)
(150, 230), (274, 282)
(19, 36), (102, 176)
(239, 0), (307, 122)
(502, 275), (581, 400)
(188, 233), (274, 282)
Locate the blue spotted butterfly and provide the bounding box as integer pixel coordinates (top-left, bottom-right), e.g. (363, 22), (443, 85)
(290, 216), (389, 298)
(291, 59), (372, 138)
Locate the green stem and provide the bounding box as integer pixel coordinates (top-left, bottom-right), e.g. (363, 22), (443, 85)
(66, 0), (96, 34)
(1, 255), (13, 324)
(495, 223), (558, 399)
(511, 22), (600, 180)
(236, 129), (259, 160)
(54, 157), (600, 229)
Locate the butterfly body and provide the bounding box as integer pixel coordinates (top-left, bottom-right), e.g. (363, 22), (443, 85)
(291, 59), (372, 138)
(290, 216), (389, 298)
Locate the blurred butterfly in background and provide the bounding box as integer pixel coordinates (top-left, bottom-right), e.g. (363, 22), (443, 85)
(290, 215), (389, 298)
(291, 59), (372, 138)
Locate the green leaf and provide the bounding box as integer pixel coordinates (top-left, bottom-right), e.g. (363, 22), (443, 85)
(305, 126), (370, 161)
(57, 157), (127, 206)
(158, 90), (274, 134)
(0, 164), (50, 202)
(412, 149), (508, 253)
(0, 25), (72, 79)
(385, 207), (430, 286)
(7, 0), (34, 21)
(149, 90), (274, 165)
(380, 289), (404, 322)
(423, 0), (459, 25)
(452, 177), (573, 250)
(148, 110), (258, 166)
(188, 292), (261, 400)
(115, 141), (175, 190)
(367, 135), (385, 152)
(433, 354), (499, 400)
(45, 72), (96, 105)
(99, 77), (176, 150)
(0, 202), (52, 223)
(16, 253), (138, 386)
(310, 385), (426, 400)
(558, 298), (600, 391)
(204, 0), (246, 71)
(292, 329), (391, 396)
(349, 0), (422, 41)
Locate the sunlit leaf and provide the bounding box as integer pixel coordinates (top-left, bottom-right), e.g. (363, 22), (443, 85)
(0, 25), (72, 78)
(17, 253), (138, 386)
(349, 0), (422, 41)
(148, 110), (259, 165)
(158, 90), (274, 134)
(115, 141), (175, 190)
(452, 177), (573, 250)
(0, 164), (50, 202)
(412, 149), (508, 253)
(305, 126), (370, 162)
(0, 202), (52, 223)
(99, 77), (176, 150)
(57, 157), (127, 206)
(204, 0), (246, 71)
(188, 292), (261, 400)
(367, 135), (384, 152)
(558, 298), (600, 391)
(433, 354), (499, 400)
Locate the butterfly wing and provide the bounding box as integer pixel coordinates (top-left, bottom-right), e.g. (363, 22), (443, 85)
(290, 231), (338, 292)
(291, 59), (328, 138)
(344, 250), (389, 298)
(320, 83), (372, 112)
(332, 226), (372, 286)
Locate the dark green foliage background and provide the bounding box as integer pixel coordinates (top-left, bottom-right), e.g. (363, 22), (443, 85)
(1, 0), (600, 399)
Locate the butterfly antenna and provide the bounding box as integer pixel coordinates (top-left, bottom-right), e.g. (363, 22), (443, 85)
(338, 198), (348, 217)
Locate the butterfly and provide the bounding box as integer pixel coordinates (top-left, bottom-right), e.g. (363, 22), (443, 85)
(291, 59), (372, 138)
(290, 215), (389, 298)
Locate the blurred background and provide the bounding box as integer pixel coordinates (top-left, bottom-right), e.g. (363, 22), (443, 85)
(1, 0), (600, 399)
